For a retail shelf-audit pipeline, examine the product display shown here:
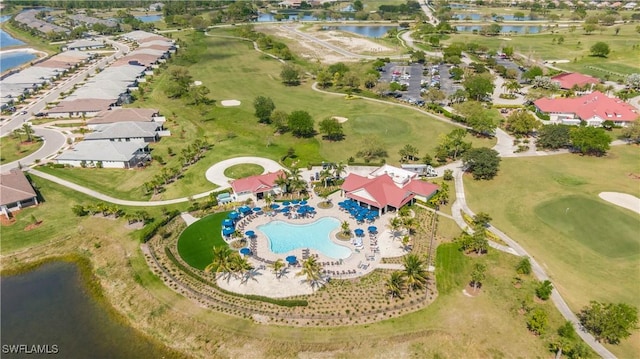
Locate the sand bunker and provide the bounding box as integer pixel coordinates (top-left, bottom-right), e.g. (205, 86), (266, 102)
(599, 192), (640, 214)
(545, 59), (570, 63)
(332, 116), (348, 123)
(221, 100), (241, 107)
(193, 80), (203, 86)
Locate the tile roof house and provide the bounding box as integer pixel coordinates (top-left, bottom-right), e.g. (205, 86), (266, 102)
(48, 99), (116, 118)
(56, 140), (150, 169)
(0, 169), (39, 219)
(87, 108), (164, 127)
(551, 72), (600, 90)
(231, 170), (286, 202)
(341, 165), (439, 214)
(534, 91), (639, 127)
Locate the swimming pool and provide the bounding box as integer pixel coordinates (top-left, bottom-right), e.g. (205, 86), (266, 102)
(258, 217), (351, 259)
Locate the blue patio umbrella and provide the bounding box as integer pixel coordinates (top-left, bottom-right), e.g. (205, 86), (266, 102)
(354, 228), (365, 237)
(286, 255), (297, 264)
(222, 227), (235, 236)
(270, 203), (280, 209)
(283, 201), (291, 206)
(239, 206), (251, 213)
(245, 230), (255, 237)
(240, 247), (251, 256)
(222, 219), (234, 227)
(368, 226), (378, 233)
(292, 199), (300, 204)
(281, 207), (290, 213)
(297, 207), (307, 214)
(300, 200), (308, 205)
(253, 207), (262, 212)
(228, 212), (239, 219)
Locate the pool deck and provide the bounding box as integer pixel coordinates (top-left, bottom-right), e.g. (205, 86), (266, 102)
(215, 191), (408, 298)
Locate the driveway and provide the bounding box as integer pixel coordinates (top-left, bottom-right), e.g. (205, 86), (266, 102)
(204, 157), (285, 188)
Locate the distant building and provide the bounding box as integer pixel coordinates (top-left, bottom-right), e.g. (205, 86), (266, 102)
(56, 140), (150, 168)
(534, 91), (639, 127)
(551, 72), (600, 90)
(231, 170), (286, 202)
(0, 169), (39, 219)
(341, 165), (439, 214)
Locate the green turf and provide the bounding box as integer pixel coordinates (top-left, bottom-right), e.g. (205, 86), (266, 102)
(535, 195), (640, 258)
(435, 243), (470, 295)
(177, 212), (229, 270)
(223, 164), (264, 179)
(0, 136), (43, 164)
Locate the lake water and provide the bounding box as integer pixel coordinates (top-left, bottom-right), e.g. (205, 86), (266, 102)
(456, 25), (541, 34)
(453, 13), (532, 21)
(1, 262), (179, 358)
(136, 14), (163, 23)
(0, 14), (38, 73)
(256, 12), (354, 22)
(330, 25), (398, 38)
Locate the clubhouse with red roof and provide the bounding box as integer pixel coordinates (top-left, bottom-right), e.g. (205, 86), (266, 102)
(231, 170), (286, 202)
(534, 91), (639, 127)
(341, 165), (439, 214)
(551, 72), (600, 90)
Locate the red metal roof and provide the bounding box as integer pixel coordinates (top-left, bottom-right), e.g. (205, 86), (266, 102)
(231, 170), (286, 194)
(342, 173), (438, 209)
(551, 72), (600, 89)
(534, 91), (639, 122)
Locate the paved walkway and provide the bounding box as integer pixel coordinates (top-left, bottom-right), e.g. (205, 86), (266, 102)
(180, 212), (199, 226)
(204, 156), (284, 188)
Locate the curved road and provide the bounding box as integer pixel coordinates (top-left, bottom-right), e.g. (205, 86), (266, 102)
(205, 156), (284, 188)
(0, 128), (66, 173)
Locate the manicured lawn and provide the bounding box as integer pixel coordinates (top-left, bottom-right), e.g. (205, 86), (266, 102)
(435, 242), (470, 294)
(177, 212), (229, 270)
(463, 145), (640, 358)
(534, 195), (639, 258)
(0, 176), (188, 254)
(0, 136), (43, 164)
(223, 164), (264, 179)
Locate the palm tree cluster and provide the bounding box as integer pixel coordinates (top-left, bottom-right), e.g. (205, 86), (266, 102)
(205, 246), (255, 283)
(12, 123), (36, 143)
(386, 254), (429, 299)
(387, 207), (419, 239)
(296, 256), (324, 291)
(317, 162), (346, 188)
(275, 167), (307, 199)
(454, 225), (489, 255)
(143, 140), (211, 195)
(72, 202), (124, 218)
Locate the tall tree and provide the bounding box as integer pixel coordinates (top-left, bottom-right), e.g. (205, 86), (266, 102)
(590, 42), (610, 57)
(505, 110), (540, 136)
(402, 254), (428, 291)
(570, 126), (611, 156)
(318, 118), (344, 141)
(462, 147), (501, 180)
(287, 110), (315, 138)
(296, 256), (324, 290)
(281, 64), (301, 86)
(271, 259), (287, 279)
(463, 73), (495, 101)
(621, 119), (640, 144)
(578, 302), (639, 344)
(537, 124), (571, 149)
(253, 96), (275, 124)
(386, 271), (406, 299)
(398, 144), (419, 162)
(470, 262), (486, 292)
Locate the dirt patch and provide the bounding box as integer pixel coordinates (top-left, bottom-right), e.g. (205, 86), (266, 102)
(24, 221), (43, 231)
(463, 284), (481, 297)
(331, 116), (348, 123)
(125, 222), (145, 230)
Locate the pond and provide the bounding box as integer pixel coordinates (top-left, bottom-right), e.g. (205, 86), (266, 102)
(135, 14), (163, 23)
(0, 15), (38, 73)
(1, 262), (179, 358)
(453, 13), (532, 21)
(456, 25), (542, 34)
(1, 15), (25, 48)
(255, 12), (354, 22)
(328, 25), (398, 38)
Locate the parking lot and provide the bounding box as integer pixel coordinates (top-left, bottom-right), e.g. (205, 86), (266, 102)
(438, 64), (464, 97)
(379, 62), (426, 105)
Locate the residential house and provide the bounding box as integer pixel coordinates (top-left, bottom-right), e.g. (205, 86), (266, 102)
(47, 98), (116, 118)
(534, 91), (639, 127)
(56, 140), (150, 168)
(87, 108), (164, 128)
(231, 170), (286, 202)
(0, 169), (39, 219)
(84, 121), (163, 143)
(341, 165), (439, 214)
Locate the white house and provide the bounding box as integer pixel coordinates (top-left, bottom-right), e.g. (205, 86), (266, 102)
(56, 140), (150, 169)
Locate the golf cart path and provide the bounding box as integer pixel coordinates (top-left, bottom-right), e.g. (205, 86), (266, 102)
(599, 192), (640, 214)
(204, 157), (285, 189)
(451, 164), (616, 359)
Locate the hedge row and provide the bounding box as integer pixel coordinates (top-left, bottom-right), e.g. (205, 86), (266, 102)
(139, 210), (181, 243)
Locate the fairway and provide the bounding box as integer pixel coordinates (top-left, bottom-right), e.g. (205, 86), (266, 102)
(535, 195), (640, 258)
(177, 212), (229, 270)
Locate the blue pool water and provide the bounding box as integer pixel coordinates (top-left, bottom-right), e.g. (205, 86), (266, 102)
(258, 217), (351, 259)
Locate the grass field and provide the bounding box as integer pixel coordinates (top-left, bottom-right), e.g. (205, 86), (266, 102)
(177, 212), (229, 270)
(463, 145), (640, 358)
(223, 163), (264, 179)
(444, 23), (640, 80)
(0, 176), (188, 254)
(37, 30), (491, 201)
(0, 136), (43, 164)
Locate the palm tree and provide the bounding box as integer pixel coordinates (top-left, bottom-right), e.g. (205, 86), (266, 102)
(296, 256), (323, 291)
(230, 253), (254, 281)
(402, 254), (428, 291)
(21, 123), (35, 142)
(386, 272), (406, 300)
(403, 217), (418, 235)
(319, 168), (332, 188)
(387, 217), (403, 240)
(289, 177), (307, 198)
(205, 246), (234, 281)
(506, 80), (522, 94)
(401, 235), (412, 252)
(341, 220), (351, 237)
(271, 259), (287, 279)
(274, 173), (289, 197)
(333, 162), (346, 179)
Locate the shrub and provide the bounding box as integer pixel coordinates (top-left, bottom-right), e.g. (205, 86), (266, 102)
(535, 280), (553, 300)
